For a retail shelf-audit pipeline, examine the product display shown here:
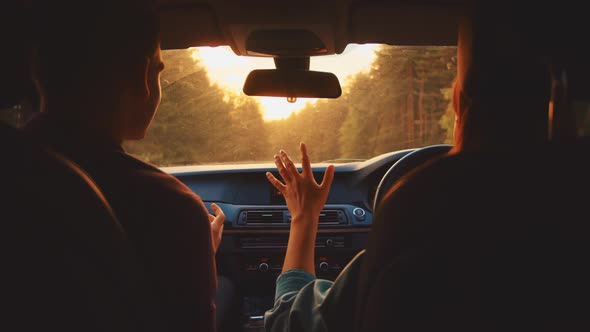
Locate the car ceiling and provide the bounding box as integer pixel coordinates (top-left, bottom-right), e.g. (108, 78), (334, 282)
(156, 0), (464, 54)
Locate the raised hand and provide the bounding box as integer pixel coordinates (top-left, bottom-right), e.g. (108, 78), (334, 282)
(266, 142), (335, 274)
(266, 142), (335, 225)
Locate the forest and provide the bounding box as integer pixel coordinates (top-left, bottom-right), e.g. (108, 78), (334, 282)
(4, 45), (588, 164)
(126, 46), (459, 165)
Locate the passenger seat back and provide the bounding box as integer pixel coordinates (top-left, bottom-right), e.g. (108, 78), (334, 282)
(1, 125), (165, 332)
(0, 2), (164, 329)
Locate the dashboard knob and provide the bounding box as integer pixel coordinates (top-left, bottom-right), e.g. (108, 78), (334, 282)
(326, 238), (334, 247)
(319, 261), (329, 272)
(353, 208), (366, 221)
(258, 262), (269, 272)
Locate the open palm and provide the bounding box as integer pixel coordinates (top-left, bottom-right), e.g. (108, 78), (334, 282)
(266, 143), (335, 225)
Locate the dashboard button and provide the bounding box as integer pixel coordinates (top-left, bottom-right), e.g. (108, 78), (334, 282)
(326, 238), (334, 247)
(319, 261), (329, 272)
(258, 263), (269, 272)
(352, 208), (366, 221)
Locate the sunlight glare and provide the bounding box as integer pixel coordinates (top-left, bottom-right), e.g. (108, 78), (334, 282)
(192, 44), (379, 121)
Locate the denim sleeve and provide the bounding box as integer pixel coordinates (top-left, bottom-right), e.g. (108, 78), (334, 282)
(264, 251), (365, 332)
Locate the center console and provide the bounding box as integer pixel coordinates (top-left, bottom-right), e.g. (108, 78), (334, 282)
(216, 204), (371, 331)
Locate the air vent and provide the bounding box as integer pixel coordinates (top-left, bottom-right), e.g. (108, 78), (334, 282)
(318, 210), (342, 224)
(239, 210), (285, 225)
(286, 209), (346, 225)
(239, 209), (347, 226)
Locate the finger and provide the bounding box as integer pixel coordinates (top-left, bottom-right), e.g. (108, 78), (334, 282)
(274, 154), (292, 183)
(300, 142), (312, 177)
(209, 204), (225, 225)
(211, 215), (225, 231)
(215, 204), (226, 218)
(280, 149), (299, 176)
(319, 164), (335, 190)
(266, 172), (286, 192)
(208, 214), (215, 222)
(211, 203), (223, 216)
(212, 214), (225, 227)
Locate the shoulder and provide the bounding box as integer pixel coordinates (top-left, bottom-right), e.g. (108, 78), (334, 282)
(77, 151), (211, 227)
(118, 152), (205, 206)
(102, 154), (215, 241)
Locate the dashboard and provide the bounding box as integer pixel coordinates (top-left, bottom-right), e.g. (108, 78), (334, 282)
(164, 148), (414, 326)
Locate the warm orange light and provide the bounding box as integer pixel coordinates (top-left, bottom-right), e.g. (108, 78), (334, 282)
(192, 44), (379, 120)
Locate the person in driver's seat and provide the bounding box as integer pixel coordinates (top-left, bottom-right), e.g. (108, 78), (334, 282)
(263, 6), (564, 332)
(23, 2), (224, 331)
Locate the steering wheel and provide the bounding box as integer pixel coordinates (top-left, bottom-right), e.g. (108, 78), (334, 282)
(373, 144), (453, 212)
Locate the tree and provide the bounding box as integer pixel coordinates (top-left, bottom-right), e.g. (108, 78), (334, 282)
(338, 46), (457, 157)
(266, 95), (349, 162)
(126, 46), (457, 166)
(125, 49), (270, 165)
(227, 96), (269, 162)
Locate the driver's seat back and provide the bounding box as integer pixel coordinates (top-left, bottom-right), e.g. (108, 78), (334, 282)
(356, 144), (590, 330)
(0, 124), (164, 332)
(355, 3), (590, 329)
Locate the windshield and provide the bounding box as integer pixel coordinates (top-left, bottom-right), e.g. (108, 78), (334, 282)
(0, 44), (457, 165)
(124, 45), (457, 166)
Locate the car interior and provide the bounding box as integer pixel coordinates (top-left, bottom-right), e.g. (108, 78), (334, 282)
(2, 1), (589, 331)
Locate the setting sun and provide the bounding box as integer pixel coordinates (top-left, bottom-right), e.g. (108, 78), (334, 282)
(191, 45), (379, 121)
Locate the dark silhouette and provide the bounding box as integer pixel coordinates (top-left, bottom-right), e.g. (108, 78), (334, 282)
(23, 2), (224, 331)
(264, 3), (590, 331)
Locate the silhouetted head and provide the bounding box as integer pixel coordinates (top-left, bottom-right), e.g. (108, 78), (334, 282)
(452, 4), (551, 152)
(29, 0), (163, 142)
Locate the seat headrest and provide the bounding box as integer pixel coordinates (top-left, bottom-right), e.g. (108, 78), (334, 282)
(457, 3), (552, 104)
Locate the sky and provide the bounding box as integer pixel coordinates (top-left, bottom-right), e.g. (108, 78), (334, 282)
(191, 44), (379, 121)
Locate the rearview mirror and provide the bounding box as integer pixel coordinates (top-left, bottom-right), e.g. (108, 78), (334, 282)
(243, 69), (342, 99)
